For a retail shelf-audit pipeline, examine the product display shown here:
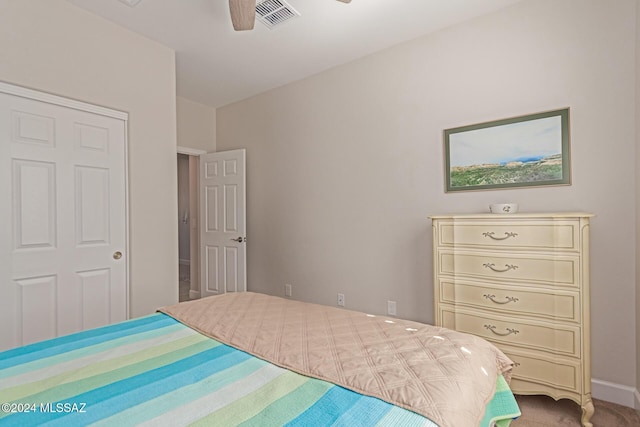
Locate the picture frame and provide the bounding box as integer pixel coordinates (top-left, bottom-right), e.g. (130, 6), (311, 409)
(444, 108), (571, 192)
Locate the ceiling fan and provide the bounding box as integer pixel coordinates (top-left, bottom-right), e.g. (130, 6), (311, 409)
(229, 0), (351, 31)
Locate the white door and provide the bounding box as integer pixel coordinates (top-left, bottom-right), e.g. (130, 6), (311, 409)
(0, 85), (128, 351)
(200, 149), (246, 297)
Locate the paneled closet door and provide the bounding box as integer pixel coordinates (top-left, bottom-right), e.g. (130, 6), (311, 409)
(200, 149), (246, 297)
(0, 87), (128, 351)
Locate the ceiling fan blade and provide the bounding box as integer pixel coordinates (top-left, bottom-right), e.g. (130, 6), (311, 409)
(229, 0), (256, 31)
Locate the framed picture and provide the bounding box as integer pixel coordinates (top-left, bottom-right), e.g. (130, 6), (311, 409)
(444, 108), (570, 192)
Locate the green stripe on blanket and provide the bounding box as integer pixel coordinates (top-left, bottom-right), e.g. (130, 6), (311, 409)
(481, 374), (521, 427)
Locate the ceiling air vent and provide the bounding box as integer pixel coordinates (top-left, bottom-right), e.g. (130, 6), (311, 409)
(256, 0), (300, 29)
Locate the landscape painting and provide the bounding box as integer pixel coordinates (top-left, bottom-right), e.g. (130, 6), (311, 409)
(444, 108), (570, 192)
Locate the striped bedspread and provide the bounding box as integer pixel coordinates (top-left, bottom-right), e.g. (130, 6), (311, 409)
(0, 313), (520, 426)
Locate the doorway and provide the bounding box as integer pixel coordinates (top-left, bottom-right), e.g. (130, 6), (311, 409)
(176, 150), (201, 302)
(177, 153), (190, 301)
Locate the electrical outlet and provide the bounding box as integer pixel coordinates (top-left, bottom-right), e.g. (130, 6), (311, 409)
(387, 300), (397, 316)
(285, 284), (292, 297)
(337, 293), (345, 307)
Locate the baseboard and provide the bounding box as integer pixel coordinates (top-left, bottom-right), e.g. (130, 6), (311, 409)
(189, 290), (200, 300)
(179, 259), (190, 266)
(592, 378), (638, 408)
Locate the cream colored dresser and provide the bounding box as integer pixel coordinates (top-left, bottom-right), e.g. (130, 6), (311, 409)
(431, 213), (594, 427)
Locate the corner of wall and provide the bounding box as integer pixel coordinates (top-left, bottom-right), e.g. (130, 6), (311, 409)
(592, 379), (639, 408)
(635, 0), (640, 404)
(176, 96), (217, 153)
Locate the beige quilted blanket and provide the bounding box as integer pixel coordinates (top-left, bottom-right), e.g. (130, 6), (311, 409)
(159, 292), (513, 427)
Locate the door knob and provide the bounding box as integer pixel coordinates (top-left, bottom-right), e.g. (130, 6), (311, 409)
(113, 251), (123, 260)
(230, 237), (246, 242)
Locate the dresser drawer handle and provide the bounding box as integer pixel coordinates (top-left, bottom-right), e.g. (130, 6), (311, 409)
(483, 294), (519, 304)
(484, 324), (520, 336)
(483, 263), (518, 273)
(482, 231), (518, 241)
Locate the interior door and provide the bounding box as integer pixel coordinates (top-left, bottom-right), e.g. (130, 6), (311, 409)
(0, 86), (128, 351)
(200, 149), (246, 297)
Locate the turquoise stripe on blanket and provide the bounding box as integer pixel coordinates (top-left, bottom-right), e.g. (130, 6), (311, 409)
(0, 315), (172, 368)
(0, 313), (520, 427)
(95, 358), (268, 427)
(285, 386), (364, 426)
(1, 346), (249, 426)
(0, 323), (187, 381)
(327, 392), (394, 426)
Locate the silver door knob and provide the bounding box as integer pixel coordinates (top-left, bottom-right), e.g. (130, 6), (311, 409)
(230, 237), (246, 242)
(113, 251), (123, 260)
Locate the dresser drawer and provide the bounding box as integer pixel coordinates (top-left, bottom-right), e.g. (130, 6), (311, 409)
(505, 349), (582, 393)
(439, 307), (581, 357)
(435, 220), (580, 251)
(439, 280), (580, 322)
(438, 250), (580, 288)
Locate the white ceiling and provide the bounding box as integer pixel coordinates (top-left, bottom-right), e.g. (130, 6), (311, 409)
(67, 0), (523, 108)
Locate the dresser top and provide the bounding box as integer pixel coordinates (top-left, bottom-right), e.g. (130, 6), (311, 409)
(429, 212), (594, 219)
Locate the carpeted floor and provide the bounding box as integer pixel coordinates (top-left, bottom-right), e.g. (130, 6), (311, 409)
(179, 280), (192, 302)
(179, 263), (193, 302)
(512, 394), (640, 426)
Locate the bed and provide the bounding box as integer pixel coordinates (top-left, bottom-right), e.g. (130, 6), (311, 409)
(0, 292), (520, 426)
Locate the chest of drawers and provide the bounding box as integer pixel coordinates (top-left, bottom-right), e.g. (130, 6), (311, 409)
(431, 213), (593, 427)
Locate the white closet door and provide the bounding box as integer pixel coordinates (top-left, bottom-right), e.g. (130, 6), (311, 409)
(0, 88), (128, 351)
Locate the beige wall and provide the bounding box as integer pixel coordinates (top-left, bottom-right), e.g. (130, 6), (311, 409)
(218, 0), (638, 396)
(0, 0), (179, 317)
(177, 96), (216, 152)
(636, 0), (640, 409)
